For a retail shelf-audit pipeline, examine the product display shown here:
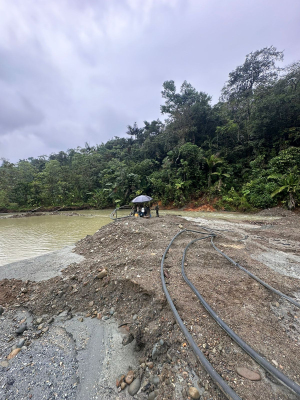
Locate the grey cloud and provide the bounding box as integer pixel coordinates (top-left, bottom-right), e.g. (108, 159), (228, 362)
(0, 88), (44, 133)
(0, 0), (299, 161)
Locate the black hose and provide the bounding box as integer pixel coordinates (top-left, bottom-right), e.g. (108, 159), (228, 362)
(161, 230), (242, 400)
(210, 237), (300, 309)
(195, 225), (300, 308)
(181, 234), (300, 396)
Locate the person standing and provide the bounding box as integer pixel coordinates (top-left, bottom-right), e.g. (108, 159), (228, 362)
(155, 204), (159, 217)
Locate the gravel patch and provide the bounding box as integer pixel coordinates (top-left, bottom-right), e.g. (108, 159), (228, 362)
(0, 246), (84, 282)
(251, 250), (300, 278)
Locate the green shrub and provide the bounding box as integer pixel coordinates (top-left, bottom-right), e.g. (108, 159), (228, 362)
(219, 187), (252, 211)
(243, 179), (277, 209)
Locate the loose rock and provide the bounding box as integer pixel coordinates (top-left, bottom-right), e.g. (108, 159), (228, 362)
(188, 386), (201, 399)
(125, 370), (134, 385)
(7, 348), (21, 360)
(128, 377), (141, 396)
(17, 339), (25, 348)
(152, 376), (160, 386)
(116, 374), (125, 387)
(148, 391), (157, 400)
(96, 269), (107, 279)
(236, 367), (261, 381)
(122, 333), (134, 346)
(0, 360), (9, 367)
(16, 323), (27, 335)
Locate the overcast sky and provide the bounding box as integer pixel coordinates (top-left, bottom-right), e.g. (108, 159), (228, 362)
(0, 0), (299, 163)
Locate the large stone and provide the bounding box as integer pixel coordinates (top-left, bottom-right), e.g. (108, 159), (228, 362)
(0, 306), (4, 315)
(188, 386), (200, 399)
(128, 378), (141, 396)
(236, 367), (261, 381)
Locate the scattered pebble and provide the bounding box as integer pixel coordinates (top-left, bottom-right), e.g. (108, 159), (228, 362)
(96, 269), (107, 279)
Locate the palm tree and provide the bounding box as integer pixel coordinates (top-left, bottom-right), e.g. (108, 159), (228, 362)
(269, 168), (300, 210)
(204, 155), (224, 188)
(212, 167), (230, 191)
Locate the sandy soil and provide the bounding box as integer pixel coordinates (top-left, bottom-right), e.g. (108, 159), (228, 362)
(0, 208), (300, 399)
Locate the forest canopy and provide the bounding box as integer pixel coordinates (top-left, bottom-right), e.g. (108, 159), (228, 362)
(1, 46), (300, 211)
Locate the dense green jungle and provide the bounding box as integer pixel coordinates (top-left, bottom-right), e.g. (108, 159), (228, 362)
(1, 46), (300, 212)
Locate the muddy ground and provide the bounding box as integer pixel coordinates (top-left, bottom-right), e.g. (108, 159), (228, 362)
(0, 208), (300, 399)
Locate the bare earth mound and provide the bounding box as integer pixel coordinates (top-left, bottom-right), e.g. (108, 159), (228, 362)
(0, 212), (300, 399)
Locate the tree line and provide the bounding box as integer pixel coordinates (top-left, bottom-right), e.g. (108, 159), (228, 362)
(1, 46), (299, 211)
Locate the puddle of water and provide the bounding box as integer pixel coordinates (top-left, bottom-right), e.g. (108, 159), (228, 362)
(160, 210), (279, 221)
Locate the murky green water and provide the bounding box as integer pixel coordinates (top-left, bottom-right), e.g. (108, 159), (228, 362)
(0, 209), (130, 266)
(0, 209), (276, 266)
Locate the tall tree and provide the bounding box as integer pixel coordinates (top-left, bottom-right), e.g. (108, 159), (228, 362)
(221, 46), (283, 102)
(221, 46), (284, 147)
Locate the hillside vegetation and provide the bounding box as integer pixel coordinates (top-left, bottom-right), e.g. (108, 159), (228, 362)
(1, 46), (300, 211)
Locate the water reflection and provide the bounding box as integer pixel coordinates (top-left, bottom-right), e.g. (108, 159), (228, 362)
(0, 209), (129, 266)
